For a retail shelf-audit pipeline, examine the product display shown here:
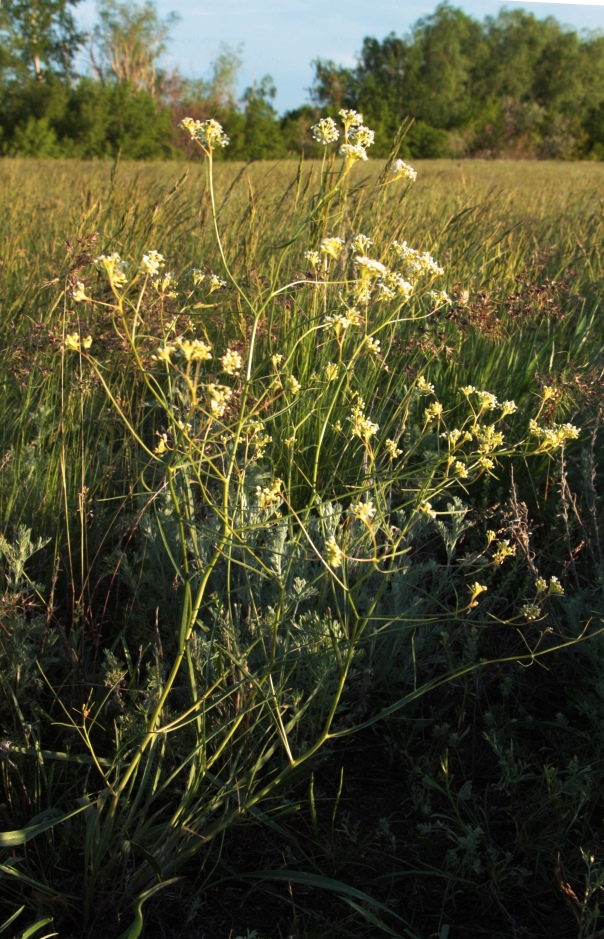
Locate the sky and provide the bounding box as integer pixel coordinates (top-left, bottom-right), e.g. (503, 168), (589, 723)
(75, 0), (604, 115)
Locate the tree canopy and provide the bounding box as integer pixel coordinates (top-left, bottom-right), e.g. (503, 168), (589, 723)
(1, 0), (603, 160)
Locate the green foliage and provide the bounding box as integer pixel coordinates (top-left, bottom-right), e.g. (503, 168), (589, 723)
(311, 2), (604, 159)
(0, 0), (84, 82)
(1, 0), (603, 161)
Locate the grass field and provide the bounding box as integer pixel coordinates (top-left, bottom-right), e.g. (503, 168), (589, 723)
(1, 143), (603, 939)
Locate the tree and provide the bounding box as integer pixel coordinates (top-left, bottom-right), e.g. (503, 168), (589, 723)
(90, 0), (179, 96)
(0, 0), (84, 81)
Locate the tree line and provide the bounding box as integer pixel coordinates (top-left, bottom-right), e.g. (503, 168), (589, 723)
(1, 0), (603, 160)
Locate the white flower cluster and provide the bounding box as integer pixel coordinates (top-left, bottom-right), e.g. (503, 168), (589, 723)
(310, 110), (375, 163)
(311, 117), (339, 145)
(140, 250), (165, 277)
(390, 159), (417, 182)
(391, 241), (444, 280)
(179, 117), (230, 148)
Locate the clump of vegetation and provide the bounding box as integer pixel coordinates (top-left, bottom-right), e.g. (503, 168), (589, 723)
(0, 111), (603, 939)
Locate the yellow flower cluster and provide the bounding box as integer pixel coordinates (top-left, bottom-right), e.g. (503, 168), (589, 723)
(255, 479), (282, 509)
(349, 404), (379, 441)
(529, 419), (580, 449)
(221, 348), (242, 375)
(95, 252), (128, 288)
(208, 384), (232, 418)
(349, 500), (376, 523)
(325, 535), (344, 568)
(64, 333), (92, 352)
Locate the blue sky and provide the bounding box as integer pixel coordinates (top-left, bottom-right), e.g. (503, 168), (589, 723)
(76, 1), (604, 115)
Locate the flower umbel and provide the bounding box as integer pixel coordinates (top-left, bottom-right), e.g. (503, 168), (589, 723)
(390, 159), (417, 182)
(311, 117), (339, 145)
(180, 117), (230, 149)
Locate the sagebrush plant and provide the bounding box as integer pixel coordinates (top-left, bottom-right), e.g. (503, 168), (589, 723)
(0, 113), (599, 938)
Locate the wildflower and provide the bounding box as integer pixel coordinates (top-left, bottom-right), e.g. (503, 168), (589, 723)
(339, 108), (363, 130)
(323, 313), (352, 335)
(349, 500), (376, 523)
(476, 391), (499, 411)
(486, 530), (497, 543)
(311, 117), (339, 145)
(530, 421), (580, 449)
(365, 337), (381, 356)
(350, 234), (373, 254)
(350, 405), (379, 442)
(247, 419), (272, 458)
(468, 582), (487, 607)
(179, 117), (230, 148)
(208, 384), (232, 418)
(492, 540), (515, 565)
(418, 501), (437, 519)
(154, 272), (177, 296)
(325, 535), (344, 568)
(348, 124), (375, 148)
(549, 576), (564, 596)
(64, 332), (91, 352)
(324, 363), (339, 382)
(339, 143), (368, 163)
(429, 290), (452, 307)
(345, 308), (362, 326)
(221, 348), (243, 375)
(71, 281), (88, 302)
(304, 249), (321, 267)
(382, 272), (413, 299)
(453, 460), (468, 478)
(355, 256), (388, 278)
(153, 343), (176, 363)
(521, 602), (542, 622)
(417, 376), (435, 395)
(154, 432), (169, 455)
(442, 428), (472, 448)
(256, 482), (282, 510)
(285, 375), (301, 395)
(424, 401), (444, 423)
(95, 252), (128, 288)
(473, 424), (504, 452)
(477, 456), (495, 471)
(390, 159), (417, 182)
(188, 268), (206, 286)
(376, 281), (395, 300)
(535, 577), (548, 593)
(391, 241), (444, 280)
(460, 385), (476, 397)
(176, 338), (212, 362)
(385, 439), (402, 460)
(500, 400), (518, 416)
(320, 237), (345, 260)
(140, 250), (165, 277)
(209, 274), (227, 293)
(271, 354), (284, 369)
(284, 435), (297, 447)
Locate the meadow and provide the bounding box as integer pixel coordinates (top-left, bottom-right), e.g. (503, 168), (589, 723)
(1, 127), (604, 939)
